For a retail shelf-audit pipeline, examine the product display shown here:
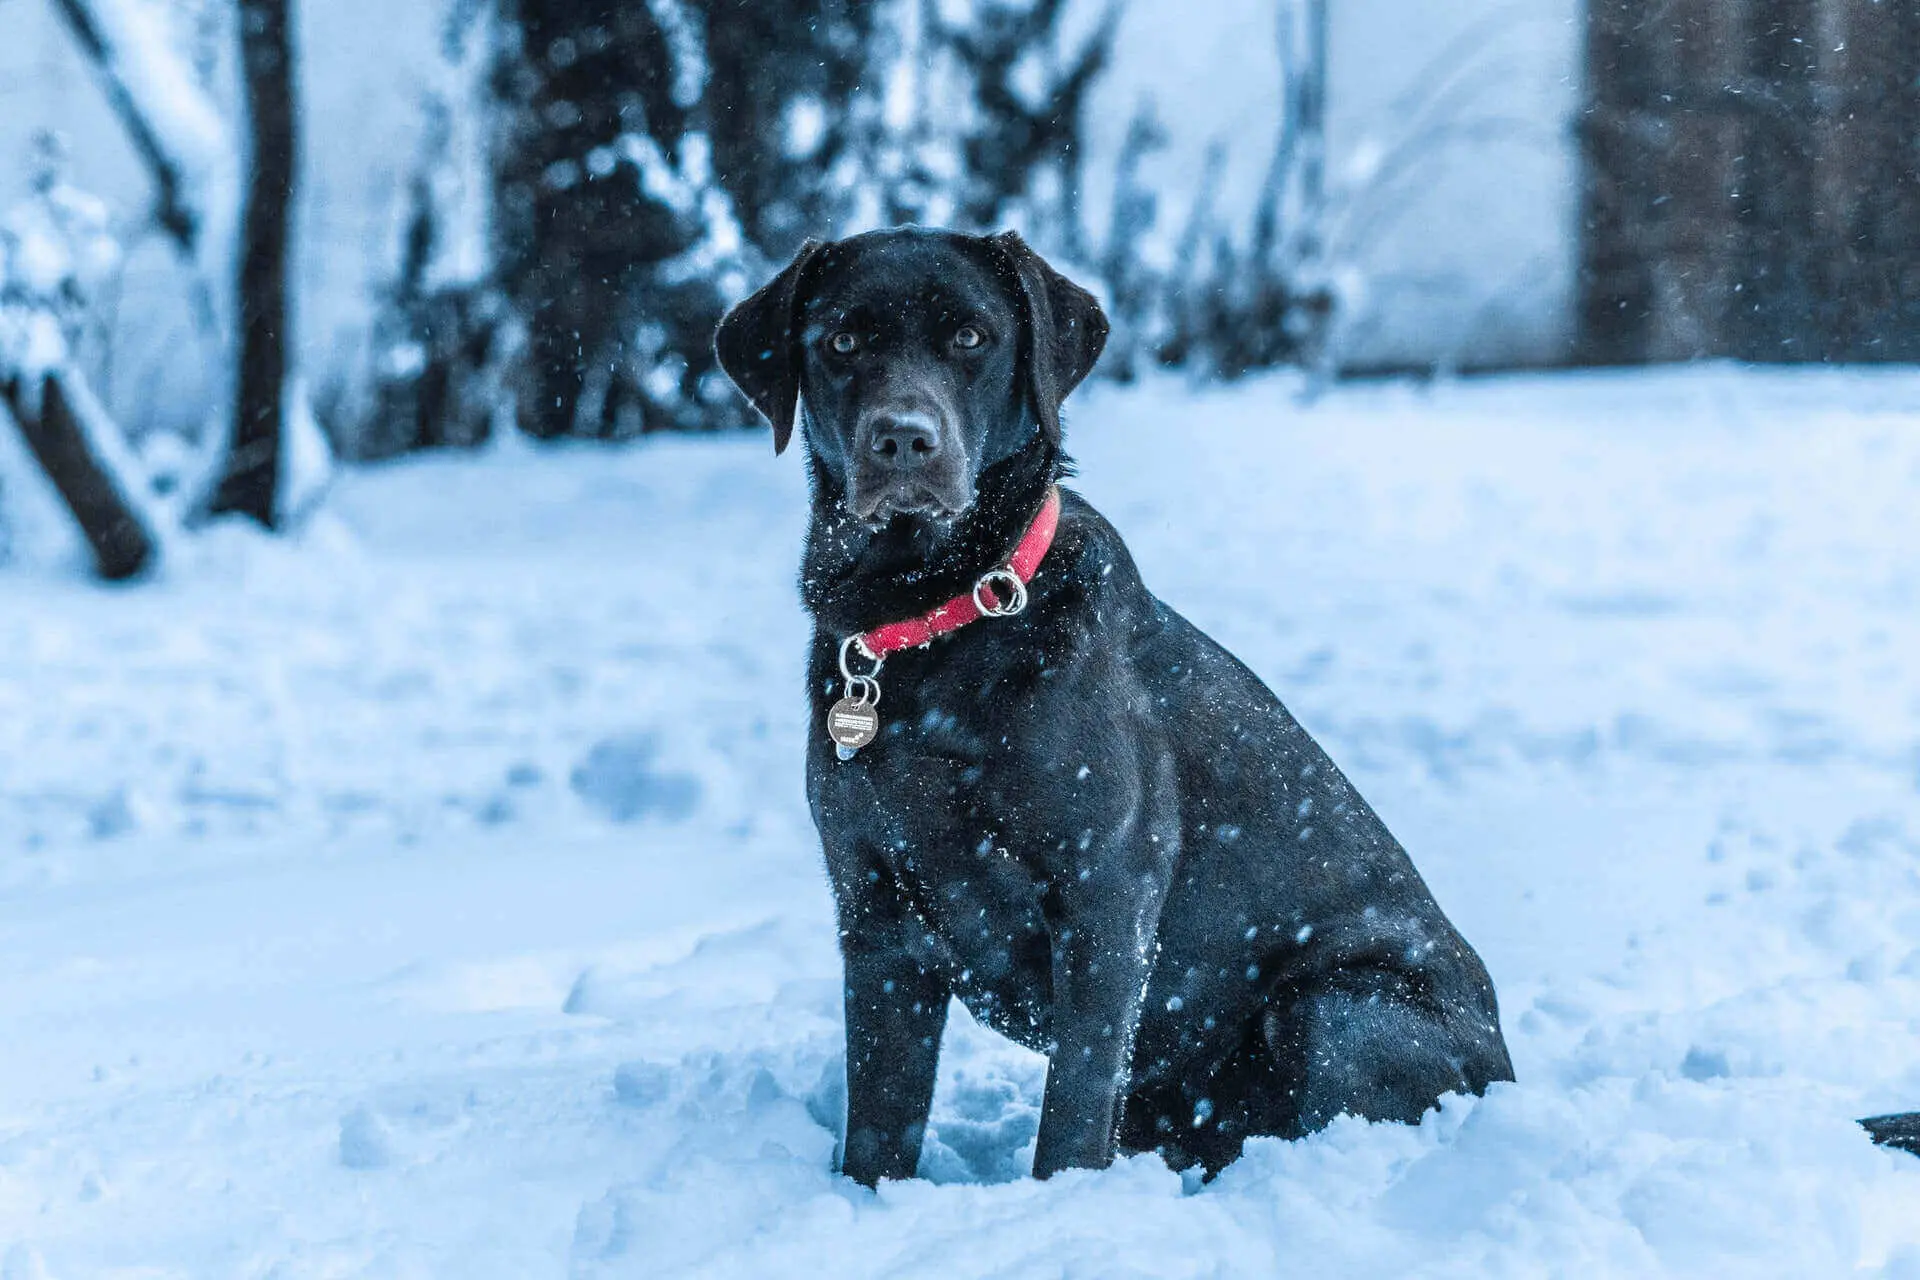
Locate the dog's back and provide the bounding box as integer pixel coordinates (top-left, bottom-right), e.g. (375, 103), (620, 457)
(1033, 494), (1514, 1169)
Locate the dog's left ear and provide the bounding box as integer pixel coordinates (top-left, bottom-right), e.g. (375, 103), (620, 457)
(714, 238), (825, 455)
(992, 231), (1109, 445)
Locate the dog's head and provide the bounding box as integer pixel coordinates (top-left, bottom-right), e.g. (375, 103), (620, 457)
(715, 227), (1107, 525)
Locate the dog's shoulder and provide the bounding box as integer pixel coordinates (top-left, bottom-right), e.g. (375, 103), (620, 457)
(1048, 489), (1312, 736)
(1045, 489), (1148, 608)
(1046, 489), (1219, 662)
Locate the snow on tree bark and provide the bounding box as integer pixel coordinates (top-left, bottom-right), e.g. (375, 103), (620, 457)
(48, 0), (241, 360)
(1, 369), (157, 580)
(51, 0), (330, 531)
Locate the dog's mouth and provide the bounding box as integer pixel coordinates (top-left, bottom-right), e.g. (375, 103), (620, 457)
(848, 478), (974, 527)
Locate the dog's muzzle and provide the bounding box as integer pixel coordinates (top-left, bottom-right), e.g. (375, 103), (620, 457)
(848, 406), (972, 522)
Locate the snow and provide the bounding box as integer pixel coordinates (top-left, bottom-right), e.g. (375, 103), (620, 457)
(4, 367), (1920, 1275)
(275, 376), (335, 528)
(0, 153), (121, 385)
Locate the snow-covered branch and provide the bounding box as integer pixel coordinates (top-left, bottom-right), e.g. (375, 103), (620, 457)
(47, 0), (238, 266)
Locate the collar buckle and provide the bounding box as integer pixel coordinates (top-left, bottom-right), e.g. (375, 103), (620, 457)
(971, 566), (1029, 618)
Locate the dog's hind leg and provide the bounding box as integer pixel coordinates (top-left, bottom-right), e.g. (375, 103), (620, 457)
(1261, 965), (1514, 1140)
(1119, 1030), (1291, 1176)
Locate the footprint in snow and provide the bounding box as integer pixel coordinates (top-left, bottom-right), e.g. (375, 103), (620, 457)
(569, 733), (702, 823)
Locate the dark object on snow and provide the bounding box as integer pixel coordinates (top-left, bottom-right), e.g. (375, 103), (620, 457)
(1, 369), (155, 581)
(1862, 1112), (1920, 1157)
(715, 227), (1514, 1185)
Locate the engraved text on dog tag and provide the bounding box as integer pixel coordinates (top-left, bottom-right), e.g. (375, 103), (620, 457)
(828, 696), (880, 755)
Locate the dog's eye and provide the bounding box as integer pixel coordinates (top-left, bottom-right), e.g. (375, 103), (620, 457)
(829, 331), (860, 356)
(953, 325), (985, 350)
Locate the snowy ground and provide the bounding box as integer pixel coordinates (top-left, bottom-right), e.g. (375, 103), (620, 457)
(4, 367), (1920, 1277)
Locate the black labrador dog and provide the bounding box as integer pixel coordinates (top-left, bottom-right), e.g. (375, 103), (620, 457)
(716, 226), (1514, 1185)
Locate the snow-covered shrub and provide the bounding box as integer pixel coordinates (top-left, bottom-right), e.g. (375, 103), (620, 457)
(0, 130), (163, 575)
(0, 133), (122, 386)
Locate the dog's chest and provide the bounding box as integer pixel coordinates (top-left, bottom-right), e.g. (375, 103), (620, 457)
(824, 699), (1065, 1041)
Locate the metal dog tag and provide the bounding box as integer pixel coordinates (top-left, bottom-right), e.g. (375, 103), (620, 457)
(832, 639), (886, 760)
(828, 696), (880, 756)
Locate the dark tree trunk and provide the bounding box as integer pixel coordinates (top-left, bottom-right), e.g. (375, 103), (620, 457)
(2, 371), (156, 581)
(210, 0), (297, 526)
(1579, 0), (1920, 364)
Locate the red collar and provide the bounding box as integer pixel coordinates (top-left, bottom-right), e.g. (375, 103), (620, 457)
(848, 486), (1062, 663)
(828, 487), (1061, 757)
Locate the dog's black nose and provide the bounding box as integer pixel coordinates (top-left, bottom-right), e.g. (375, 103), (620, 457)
(868, 412), (941, 464)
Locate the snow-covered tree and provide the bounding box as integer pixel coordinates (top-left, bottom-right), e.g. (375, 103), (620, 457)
(353, 0), (1130, 450)
(48, 0), (331, 529)
(919, 0), (1122, 259)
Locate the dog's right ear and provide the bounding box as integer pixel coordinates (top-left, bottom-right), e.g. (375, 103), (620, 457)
(714, 238), (824, 455)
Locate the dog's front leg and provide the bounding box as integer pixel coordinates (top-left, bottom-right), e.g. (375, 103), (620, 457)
(835, 872), (951, 1187)
(1033, 869), (1166, 1178)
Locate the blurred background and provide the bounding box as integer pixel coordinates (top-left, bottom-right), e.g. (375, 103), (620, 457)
(5, 0), (1910, 570)
(0, 0), (1904, 564)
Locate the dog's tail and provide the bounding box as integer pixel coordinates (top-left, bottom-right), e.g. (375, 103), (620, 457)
(1862, 1112), (1920, 1156)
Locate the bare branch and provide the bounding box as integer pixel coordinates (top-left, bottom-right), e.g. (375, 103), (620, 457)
(47, 0), (198, 249)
